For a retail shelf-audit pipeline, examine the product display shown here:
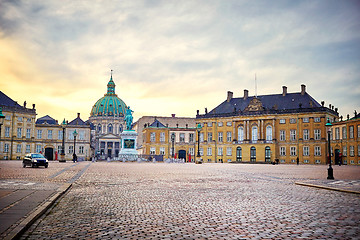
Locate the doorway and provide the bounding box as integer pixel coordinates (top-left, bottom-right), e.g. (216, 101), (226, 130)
(45, 148), (53, 160)
(178, 150), (186, 160)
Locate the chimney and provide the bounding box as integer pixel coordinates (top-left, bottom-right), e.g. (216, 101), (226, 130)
(32, 104), (35, 109)
(205, 108), (208, 114)
(301, 84), (306, 95)
(196, 110), (199, 116)
(321, 101), (324, 107)
(282, 86), (287, 96)
(77, 113), (80, 118)
(244, 89), (248, 100)
(23, 101), (27, 108)
(171, 114), (175, 118)
(227, 91), (233, 102)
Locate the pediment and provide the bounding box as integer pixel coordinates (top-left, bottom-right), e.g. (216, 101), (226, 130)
(98, 133), (121, 140)
(244, 97), (264, 112)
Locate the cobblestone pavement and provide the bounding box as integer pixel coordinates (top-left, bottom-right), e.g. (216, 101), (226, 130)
(1, 161), (359, 239)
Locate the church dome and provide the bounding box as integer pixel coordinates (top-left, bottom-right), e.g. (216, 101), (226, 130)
(90, 74), (127, 117)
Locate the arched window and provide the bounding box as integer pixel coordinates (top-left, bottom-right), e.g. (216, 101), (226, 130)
(98, 124), (102, 133)
(250, 146), (256, 162)
(119, 124), (123, 133)
(108, 124), (113, 133)
(238, 127), (244, 142)
(236, 147), (242, 162)
(252, 126), (258, 143)
(265, 146), (271, 162)
(266, 125), (272, 142)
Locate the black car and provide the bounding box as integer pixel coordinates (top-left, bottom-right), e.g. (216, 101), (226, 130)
(23, 153), (49, 168)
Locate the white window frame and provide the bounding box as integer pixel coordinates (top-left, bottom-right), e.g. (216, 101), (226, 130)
(218, 147), (223, 156)
(180, 133), (185, 142)
(207, 147), (212, 156)
(26, 129), (31, 138)
(266, 126), (272, 141)
(226, 147), (232, 156)
(314, 146), (321, 156)
(160, 132), (165, 142)
(37, 130), (42, 139)
(48, 130), (53, 139)
(207, 132), (212, 142)
(303, 129), (309, 141)
(150, 147), (156, 155)
(150, 132), (156, 142)
(252, 126), (258, 143)
(227, 132), (232, 142)
(290, 130), (296, 141)
(290, 146), (296, 156)
(280, 130), (286, 141)
(314, 129), (321, 140)
(218, 132), (223, 142)
(160, 147), (165, 155)
(303, 146), (309, 156)
(17, 128), (22, 138)
(280, 146), (286, 156)
(238, 127), (244, 141)
(303, 117), (309, 123)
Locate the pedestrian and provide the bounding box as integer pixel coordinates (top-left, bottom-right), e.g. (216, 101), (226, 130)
(73, 153), (77, 163)
(296, 157), (299, 165)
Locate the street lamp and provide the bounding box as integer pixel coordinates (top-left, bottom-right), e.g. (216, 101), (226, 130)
(60, 119), (67, 162)
(196, 123), (202, 163)
(171, 133), (175, 158)
(73, 130), (78, 162)
(0, 108), (5, 151)
(326, 119), (334, 180)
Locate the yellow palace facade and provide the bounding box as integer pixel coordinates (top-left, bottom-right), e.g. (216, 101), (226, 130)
(195, 85), (340, 164)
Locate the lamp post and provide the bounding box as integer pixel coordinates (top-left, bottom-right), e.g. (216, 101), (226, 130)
(73, 130), (78, 162)
(171, 133), (175, 158)
(60, 119), (67, 162)
(326, 119), (334, 179)
(0, 108), (5, 152)
(196, 123), (202, 163)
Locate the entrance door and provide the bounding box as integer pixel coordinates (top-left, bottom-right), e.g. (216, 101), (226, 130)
(335, 149), (340, 165)
(178, 150), (186, 160)
(107, 149), (112, 158)
(45, 148), (53, 160)
(236, 147), (242, 162)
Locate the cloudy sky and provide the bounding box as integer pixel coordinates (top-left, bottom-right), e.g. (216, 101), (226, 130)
(0, 0), (359, 122)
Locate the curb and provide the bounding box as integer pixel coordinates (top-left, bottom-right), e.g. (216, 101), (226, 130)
(295, 182), (360, 195)
(4, 183), (72, 240)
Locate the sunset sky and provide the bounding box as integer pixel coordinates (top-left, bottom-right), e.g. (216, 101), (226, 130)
(1, 0), (359, 122)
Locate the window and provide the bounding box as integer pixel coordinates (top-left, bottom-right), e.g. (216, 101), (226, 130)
(349, 146), (354, 156)
(265, 147), (271, 162)
(314, 146), (321, 156)
(5, 115), (10, 120)
(280, 146), (286, 156)
(358, 125), (360, 138)
(37, 130), (42, 139)
(218, 122), (223, 127)
(160, 147), (165, 155)
(303, 129), (309, 140)
(180, 133), (185, 142)
(303, 146), (309, 156)
(150, 132), (156, 142)
(252, 126), (258, 143)
(349, 126), (354, 139)
(16, 144), (21, 153)
(200, 133), (204, 142)
(226, 147), (232, 156)
(236, 147), (242, 161)
(290, 118), (296, 124)
(4, 143), (9, 152)
(26, 129), (31, 138)
(314, 129), (321, 140)
(335, 128), (340, 140)
(315, 159), (321, 164)
(58, 130), (63, 140)
(150, 147), (156, 155)
(304, 159), (310, 163)
(26, 145), (30, 153)
(207, 147), (212, 156)
(69, 146), (74, 154)
(280, 119), (286, 124)
(36, 145), (41, 153)
(208, 122), (212, 127)
(290, 130), (296, 141)
(226, 122), (232, 126)
(57, 146), (62, 154)
(218, 132), (223, 142)
(266, 126), (272, 141)
(207, 132), (212, 142)
(79, 146), (84, 154)
(343, 146), (347, 156)
(238, 127), (244, 141)
(108, 124), (113, 133)
(218, 147), (223, 156)
(79, 130), (85, 140)
(303, 117), (309, 123)
(18, 117), (23, 122)
(290, 146), (296, 156)
(358, 145), (360, 156)
(17, 128), (22, 138)
(189, 148), (194, 156)
(5, 127), (10, 137)
(250, 147), (256, 161)
(314, 117), (321, 122)
(160, 132), (165, 142)
(98, 124), (102, 133)
(200, 148), (203, 156)
(189, 133), (194, 143)
(48, 130), (53, 139)
(227, 132), (232, 142)
(342, 127), (347, 139)
(280, 130), (286, 141)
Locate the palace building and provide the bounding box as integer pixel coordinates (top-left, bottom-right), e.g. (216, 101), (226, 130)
(195, 85), (341, 164)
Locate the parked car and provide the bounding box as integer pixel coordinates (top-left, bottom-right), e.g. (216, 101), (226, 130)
(23, 153), (49, 168)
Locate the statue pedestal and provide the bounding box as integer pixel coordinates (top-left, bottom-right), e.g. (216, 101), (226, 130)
(120, 130), (138, 155)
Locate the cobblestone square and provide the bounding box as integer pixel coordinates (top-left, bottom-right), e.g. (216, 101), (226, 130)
(1, 161), (359, 239)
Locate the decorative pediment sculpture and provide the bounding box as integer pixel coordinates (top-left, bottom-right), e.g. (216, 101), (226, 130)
(244, 97), (264, 112)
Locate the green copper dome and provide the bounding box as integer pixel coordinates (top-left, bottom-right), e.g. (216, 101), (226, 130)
(90, 74), (127, 117)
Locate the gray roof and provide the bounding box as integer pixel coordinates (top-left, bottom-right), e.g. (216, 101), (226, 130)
(149, 119), (167, 128)
(36, 115), (57, 125)
(0, 91), (23, 108)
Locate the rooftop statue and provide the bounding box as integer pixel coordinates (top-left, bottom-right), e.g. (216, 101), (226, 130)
(124, 106), (134, 130)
